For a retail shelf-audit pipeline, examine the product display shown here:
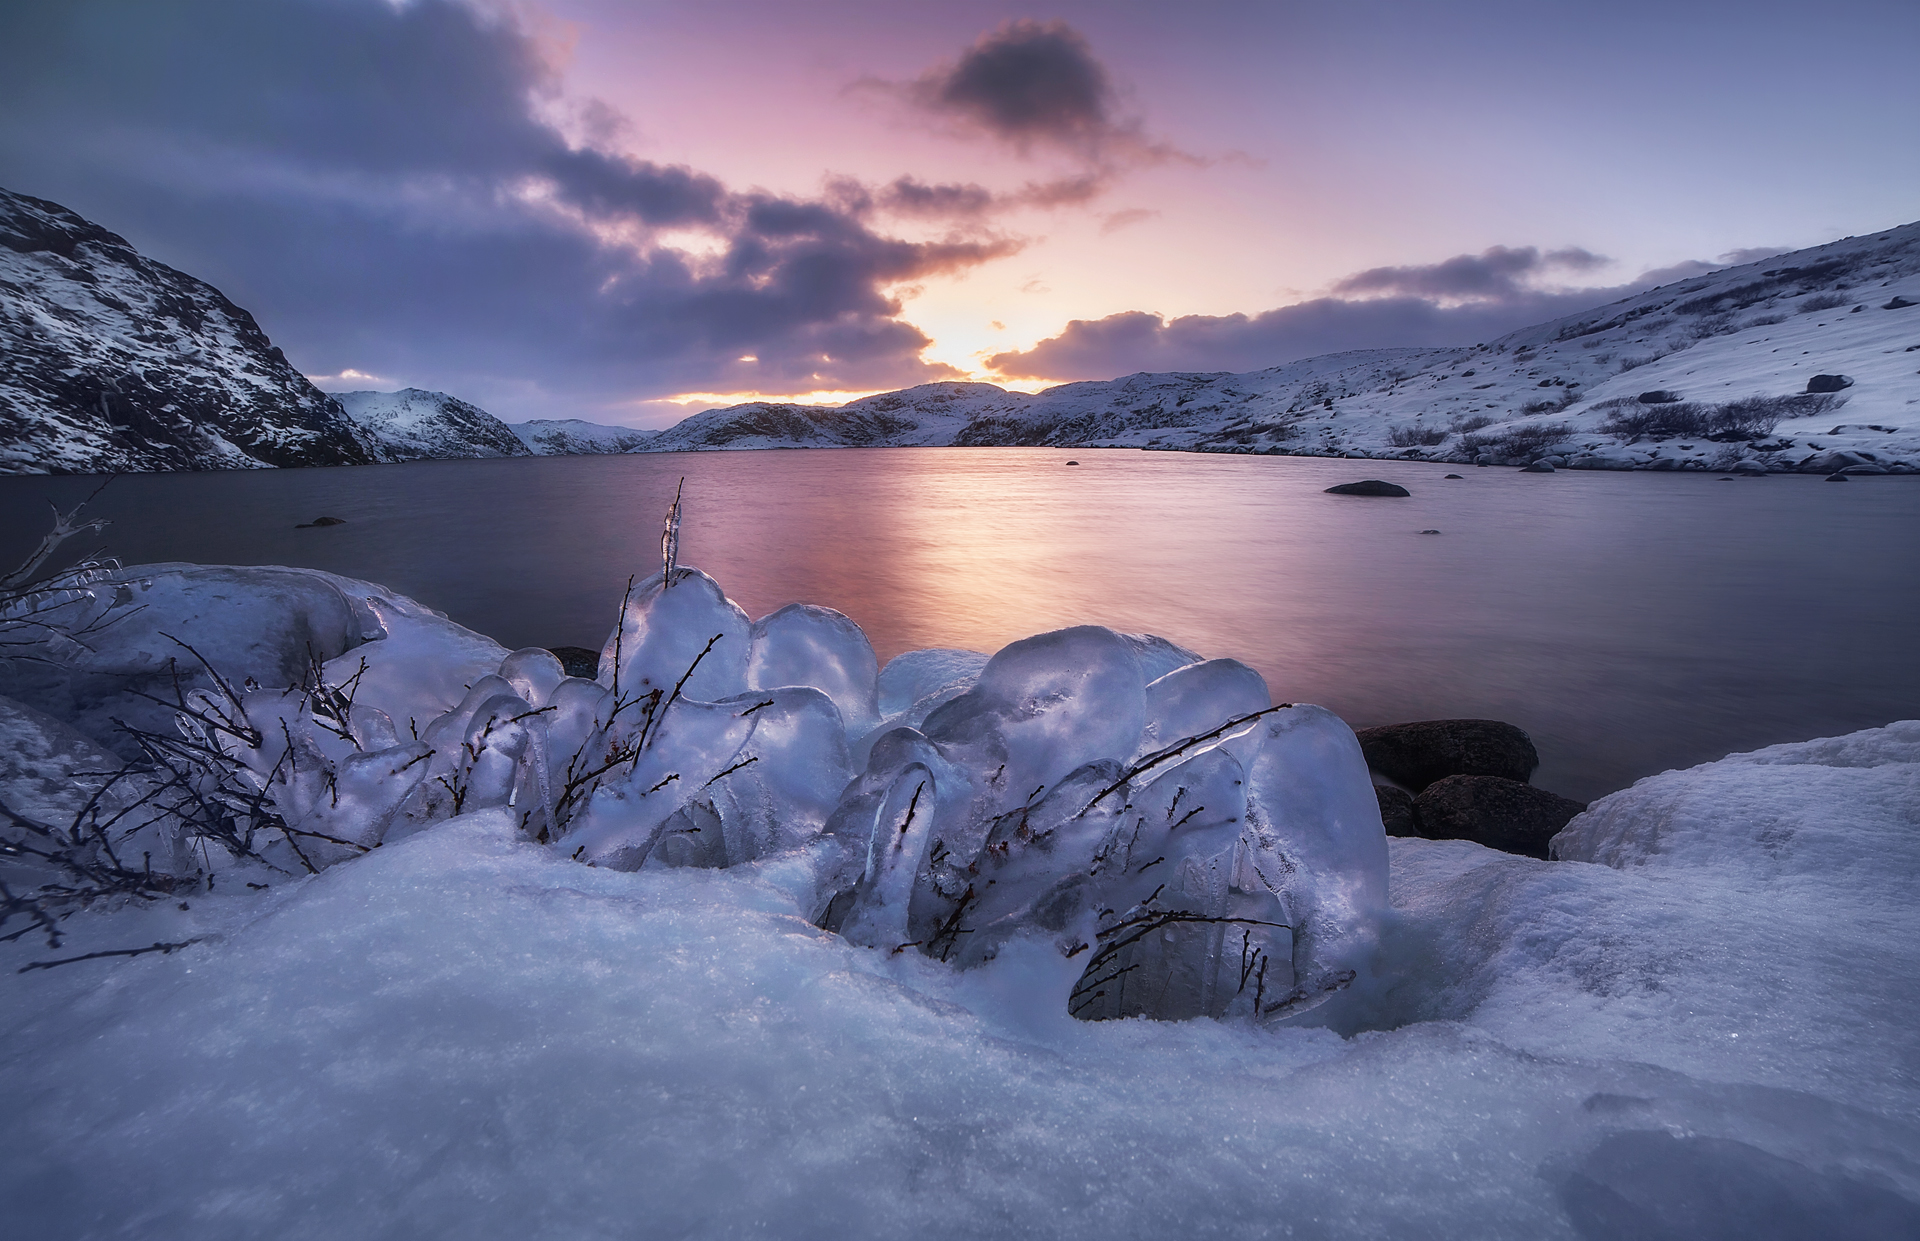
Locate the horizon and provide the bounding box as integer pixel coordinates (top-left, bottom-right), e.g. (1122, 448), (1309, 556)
(3, 0), (1915, 427)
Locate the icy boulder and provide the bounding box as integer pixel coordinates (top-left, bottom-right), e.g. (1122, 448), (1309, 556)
(820, 621), (1387, 1023)
(0, 562), (431, 759)
(598, 567), (750, 703)
(747, 603), (879, 733)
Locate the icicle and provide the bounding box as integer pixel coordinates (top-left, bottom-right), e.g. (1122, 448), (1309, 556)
(661, 477), (684, 583)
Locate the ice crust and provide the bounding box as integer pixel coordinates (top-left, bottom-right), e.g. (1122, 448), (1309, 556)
(4, 564), (1917, 1237)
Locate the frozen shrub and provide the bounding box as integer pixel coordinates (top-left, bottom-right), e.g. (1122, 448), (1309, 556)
(1796, 292), (1849, 314)
(1388, 423), (1449, 447)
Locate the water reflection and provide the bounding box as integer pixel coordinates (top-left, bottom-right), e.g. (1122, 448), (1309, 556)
(3, 449), (1915, 801)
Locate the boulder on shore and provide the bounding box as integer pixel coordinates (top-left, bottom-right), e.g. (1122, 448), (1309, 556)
(1355, 718), (1539, 792)
(1373, 783), (1419, 837)
(1414, 774), (1587, 859)
(1325, 480), (1410, 497)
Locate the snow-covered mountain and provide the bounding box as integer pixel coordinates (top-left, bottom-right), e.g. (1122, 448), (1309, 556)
(332, 388), (529, 460)
(508, 418), (653, 455)
(646, 222), (1920, 473)
(0, 188), (376, 473)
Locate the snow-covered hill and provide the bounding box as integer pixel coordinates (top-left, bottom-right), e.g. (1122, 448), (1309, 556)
(508, 418), (654, 455)
(648, 222), (1920, 473)
(0, 188), (376, 474)
(332, 388), (530, 461)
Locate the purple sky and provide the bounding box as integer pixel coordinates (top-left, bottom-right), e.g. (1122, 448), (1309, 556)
(3, 0), (1915, 425)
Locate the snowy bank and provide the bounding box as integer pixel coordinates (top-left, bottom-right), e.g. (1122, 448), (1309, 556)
(3, 724), (1916, 1238)
(2, 540), (1916, 1236)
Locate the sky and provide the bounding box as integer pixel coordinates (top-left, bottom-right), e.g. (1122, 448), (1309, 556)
(2, 0), (1915, 427)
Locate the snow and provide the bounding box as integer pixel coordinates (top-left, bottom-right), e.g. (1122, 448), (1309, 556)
(4, 717), (1917, 1238)
(507, 418), (654, 455)
(329, 388), (530, 461)
(638, 222), (1920, 474)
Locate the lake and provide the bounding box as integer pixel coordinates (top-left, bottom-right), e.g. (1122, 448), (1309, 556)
(3, 448), (1915, 803)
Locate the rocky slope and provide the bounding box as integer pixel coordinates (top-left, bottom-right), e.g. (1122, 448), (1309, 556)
(508, 418), (653, 455)
(0, 188), (376, 473)
(332, 388), (530, 461)
(645, 221), (1920, 473)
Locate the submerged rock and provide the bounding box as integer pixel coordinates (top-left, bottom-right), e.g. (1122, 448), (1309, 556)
(1325, 480), (1410, 497)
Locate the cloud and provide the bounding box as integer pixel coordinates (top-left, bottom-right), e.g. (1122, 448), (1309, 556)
(855, 173), (1105, 220)
(872, 19), (1192, 173)
(1331, 245), (1610, 303)
(913, 20), (1117, 154)
(986, 241), (1780, 381)
(1099, 208), (1159, 235)
(0, 0), (1013, 419)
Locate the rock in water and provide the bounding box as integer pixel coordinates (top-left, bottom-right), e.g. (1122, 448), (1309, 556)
(1413, 774), (1586, 859)
(1325, 480), (1411, 497)
(546, 646), (601, 679)
(1520, 462), (1556, 473)
(1355, 718), (1539, 792)
(1374, 783), (1418, 836)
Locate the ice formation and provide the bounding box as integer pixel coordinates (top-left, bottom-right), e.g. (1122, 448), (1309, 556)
(1, 557), (1392, 1024)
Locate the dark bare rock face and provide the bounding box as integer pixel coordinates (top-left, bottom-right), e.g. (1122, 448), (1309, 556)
(1805, 374), (1854, 393)
(1373, 783), (1418, 837)
(1414, 774), (1587, 859)
(547, 646), (601, 679)
(1356, 718), (1540, 792)
(1, 187), (376, 473)
(1325, 479), (1410, 497)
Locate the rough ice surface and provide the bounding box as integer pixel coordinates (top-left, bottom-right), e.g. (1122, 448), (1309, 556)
(4, 561), (1917, 1237)
(5, 719), (1917, 1238)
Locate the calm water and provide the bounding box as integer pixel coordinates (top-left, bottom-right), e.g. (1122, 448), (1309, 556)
(4, 449), (1916, 802)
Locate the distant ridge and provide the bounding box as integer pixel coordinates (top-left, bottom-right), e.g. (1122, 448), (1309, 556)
(639, 221), (1920, 474)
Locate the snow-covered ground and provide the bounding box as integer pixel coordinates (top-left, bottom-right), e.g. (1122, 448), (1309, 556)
(2, 557), (1916, 1238)
(3, 724), (1915, 1239)
(646, 222), (1920, 473)
(331, 388), (530, 461)
(508, 417), (655, 455)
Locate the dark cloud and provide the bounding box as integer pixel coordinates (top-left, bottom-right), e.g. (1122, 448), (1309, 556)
(1331, 245), (1610, 303)
(917, 20), (1115, 153)
(885, 19), (1189, 170)
(0, 0), (1009, 418)
(986, 239), (1775, 380)
(858, 174), (1106, 220)
(986, 296), (1613, 380)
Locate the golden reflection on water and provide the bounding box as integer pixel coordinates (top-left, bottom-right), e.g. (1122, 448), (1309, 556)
(2, 447), (1914, 802)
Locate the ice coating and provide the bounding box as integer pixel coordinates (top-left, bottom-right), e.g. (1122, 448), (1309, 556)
(1244, 704), (1391, 1004)
(598, 567), (750, 703)
(3, 557), (1389, 1027)
(875, 648), (988, 716)
(747, 604), (879, 733)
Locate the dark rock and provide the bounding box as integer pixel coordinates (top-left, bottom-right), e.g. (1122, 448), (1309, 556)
(1374, 784), (1418, 837)
(1325, 479), (1410, 497)
(294, 516), (346, 528)
(1825, 473), (1849, 482)
(1806, 374), (1854, 393)
(1520, 462), (1555, 473)
(1637, 390), (1684, 404)
(1883, 296), (1915, 310)
(1356, 719), (1539, 792)
(547, 646), (601, 679)
(1065, 460), (1079, 465)
(1419, 528), (1441, 534)
(1444, 473), (1463, 479)
(1414, 775), (1587, 859)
